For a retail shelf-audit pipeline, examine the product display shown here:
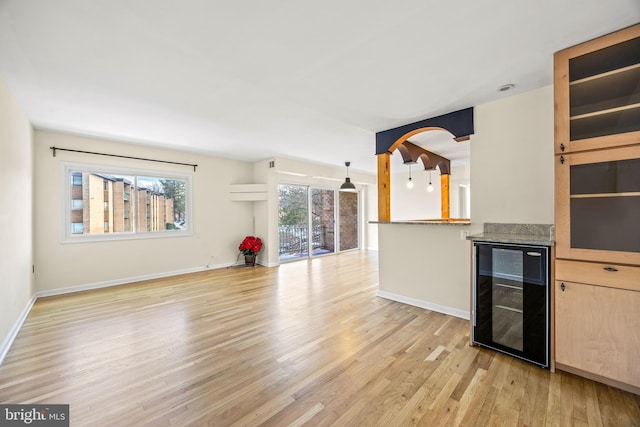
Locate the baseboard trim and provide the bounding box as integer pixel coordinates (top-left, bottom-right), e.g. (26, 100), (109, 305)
(2, 261), (280, 367)
(555, 363), (640, 395)
(36, 263), (242, 298)
(377, 290), (470, 320)
(0, 294), (37, 366)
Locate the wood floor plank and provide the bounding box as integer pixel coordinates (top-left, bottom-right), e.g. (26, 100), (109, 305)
(0, 251), (638, 426)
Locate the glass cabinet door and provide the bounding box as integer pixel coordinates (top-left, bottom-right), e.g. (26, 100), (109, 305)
(555, 144), (640, 264)
(554, 25), (640, 154)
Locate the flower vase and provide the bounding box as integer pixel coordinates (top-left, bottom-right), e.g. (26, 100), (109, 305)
(244, 255), (256, 267)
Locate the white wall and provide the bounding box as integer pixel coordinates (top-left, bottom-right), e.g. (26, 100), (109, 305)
(33, 130), (255, 293)
(0, 76), (34, 358)
(470, 86), (554, 234)
(391, 164), (470, 220)
(378, 223), (471, 317)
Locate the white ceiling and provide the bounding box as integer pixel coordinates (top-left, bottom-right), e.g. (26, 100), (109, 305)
(0, 1), (638, 174)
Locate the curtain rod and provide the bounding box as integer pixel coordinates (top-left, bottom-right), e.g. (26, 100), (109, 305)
(50, 146), (198, 172)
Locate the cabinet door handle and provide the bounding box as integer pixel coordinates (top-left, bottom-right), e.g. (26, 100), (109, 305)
(560, 143), (565, 152)
(560, 155), (565, 164)
(603, 267), (618, 272)
(560, 282), (565, 292)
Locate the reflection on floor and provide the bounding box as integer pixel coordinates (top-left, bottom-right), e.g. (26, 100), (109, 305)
(279, 248), (332, 261)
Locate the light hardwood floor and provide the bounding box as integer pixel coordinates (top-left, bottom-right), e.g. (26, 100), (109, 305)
(0, 251), (638, 426)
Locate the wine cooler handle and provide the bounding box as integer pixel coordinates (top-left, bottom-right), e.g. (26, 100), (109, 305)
(472, 245), (477, 327)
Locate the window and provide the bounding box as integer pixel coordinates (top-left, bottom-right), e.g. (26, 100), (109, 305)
(63, 163), (191, 242)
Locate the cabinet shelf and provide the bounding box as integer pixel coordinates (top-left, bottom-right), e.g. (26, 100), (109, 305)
(569, 104), (640, 141)
(570, 63), (640, 86)
(570, 192), (640, 198)
(570, 103), (640, 120)
(569, 64), (640, 117)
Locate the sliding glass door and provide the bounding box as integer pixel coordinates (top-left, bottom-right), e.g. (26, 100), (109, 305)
(311, 188), (335, 256)
(339, 191), (359, 251)
(279, 184), (359, 262)
(278, 185), (309, 261)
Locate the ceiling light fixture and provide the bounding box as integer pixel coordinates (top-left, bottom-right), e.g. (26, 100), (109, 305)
(406, 164), (414, 189)
(339, 161), (357, 192)
(497, 83), (515, 93)
(427, 169), (434, 192)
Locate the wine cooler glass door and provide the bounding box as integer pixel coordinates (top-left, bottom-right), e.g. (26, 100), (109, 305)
(474, 243), (549, 367)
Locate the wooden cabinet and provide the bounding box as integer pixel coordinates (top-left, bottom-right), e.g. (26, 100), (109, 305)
(554, 24), (640, 154)
(555, 280), (640, 390)
(554, 24), (640, 394)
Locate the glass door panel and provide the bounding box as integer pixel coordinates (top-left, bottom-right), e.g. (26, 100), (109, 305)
(474, 243), (549, 367)
(568, 36), (640, 141)
(491, 249), (524, 352)
(555, 144), (640, 264)
(569, 157), (640, 253)
(339, 191), (359, 251)
(279, 185), (360, 262)
(278, 185), (309, 261)
(554, 27), (640, 154)
(311, 189), (335, 256)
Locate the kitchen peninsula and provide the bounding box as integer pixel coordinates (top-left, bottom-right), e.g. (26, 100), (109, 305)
(372, 219), (472, 319)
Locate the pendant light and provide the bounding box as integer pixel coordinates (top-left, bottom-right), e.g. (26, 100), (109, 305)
(339, 161), (357, 192)
(406, 164), (414, 189)
(427, 169), (434, 192)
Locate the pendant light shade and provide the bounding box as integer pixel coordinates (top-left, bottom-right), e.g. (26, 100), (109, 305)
(340, 161), (357, 192)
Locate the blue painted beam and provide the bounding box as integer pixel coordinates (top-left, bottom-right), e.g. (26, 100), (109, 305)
(375, 107), (474, 155)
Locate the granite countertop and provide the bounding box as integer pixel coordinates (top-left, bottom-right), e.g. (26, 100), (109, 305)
(466, 223), (554, 246)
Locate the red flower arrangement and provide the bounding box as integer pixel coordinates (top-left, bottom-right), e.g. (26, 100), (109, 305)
(238, 236), (263, 256)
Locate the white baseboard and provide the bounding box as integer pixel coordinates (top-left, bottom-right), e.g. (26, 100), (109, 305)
(0, 294), (37, 367)
(2, 261), (277, 365)
(377, 290), (470, 320)
(259, 261), (280, 267)
(36, 265), (228, 298)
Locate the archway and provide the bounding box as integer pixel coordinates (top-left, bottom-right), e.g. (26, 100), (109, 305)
(375, 107), (474, 221)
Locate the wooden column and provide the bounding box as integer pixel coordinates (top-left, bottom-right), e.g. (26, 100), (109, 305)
(377, 153), (391, 221)
(441, 173), (450, 219)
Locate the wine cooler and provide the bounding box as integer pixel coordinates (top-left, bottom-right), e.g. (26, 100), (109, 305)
(472, 242), (550, 367)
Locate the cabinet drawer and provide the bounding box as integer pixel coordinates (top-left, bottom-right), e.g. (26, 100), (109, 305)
(555, 259), (640, 291)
